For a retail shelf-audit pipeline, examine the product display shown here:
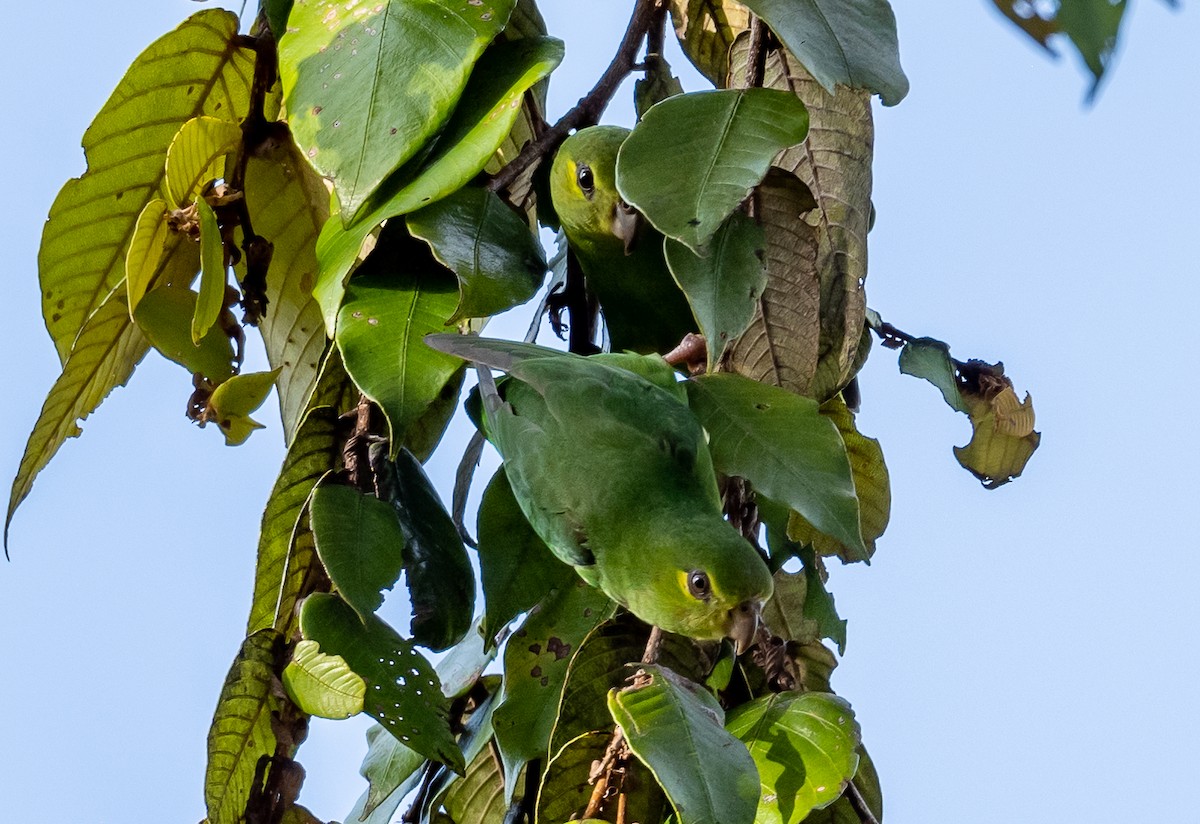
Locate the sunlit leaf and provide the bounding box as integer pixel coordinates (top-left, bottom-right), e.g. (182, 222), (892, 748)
(204, 629), (286, 824)
(125, 199), (171, 317)
(205, 369), (281, 446)
(280, 0), (516, 219)
(686, 373), (864, 555)
(39, 9), (252, 362)
(283, 638), (366, 719)
(165, 115), (242, 208)
(610, 665), (759, 824)
(804, 745), (882, 824)
(193, 197), (226, 344)
(726, 692), (861, 823)
(300, 593), (464, 772)
(134, 285), (236, 382)
(310, 483), (406, 619)
(618, 89), (808, 252)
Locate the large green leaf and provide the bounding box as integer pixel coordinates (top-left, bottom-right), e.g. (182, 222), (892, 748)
(407, 186), (545, 323)
(311, 35), (562, 333)
(617, 89), (809, 252)
(476, 467), (572, 648)
(739, 0), (908, 104)
(246, 405), (341, 634)
(335, 231), (465, 455)
(726, 692), (861, 823)
(491, 580), (613, 799)
(610, 665), (760, 824)
(243, 144), (331, 442)
(310, 483), (406, 619)
(39, 9), (252, 362)
(374, 447), (475, 651)
(205, 629), (286, 824)
(300, 593), (464, 772)
(685, 372), (864, 556)
(665, 211), (766, 370)
(280, 0), (516, 219)
(6, 294), (149, 548)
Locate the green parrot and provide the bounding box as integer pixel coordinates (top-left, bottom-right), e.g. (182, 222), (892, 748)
(550, 125), (697, 355)
(427, 334), (773, 649)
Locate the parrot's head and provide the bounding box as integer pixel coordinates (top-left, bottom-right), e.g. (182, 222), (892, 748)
(550, 125), (642, 257)
(608, 514), (774, 652)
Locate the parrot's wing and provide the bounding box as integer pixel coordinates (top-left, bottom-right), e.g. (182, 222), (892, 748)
(424, 334), (570, 373)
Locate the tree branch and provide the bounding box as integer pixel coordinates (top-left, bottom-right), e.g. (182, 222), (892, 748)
(486, 0), (663, 195)
(844, 777), (881, 824)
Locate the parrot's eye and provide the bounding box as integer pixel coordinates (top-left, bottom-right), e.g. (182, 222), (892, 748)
(687, 570), (712, 601)
(576, 163), (595, 199)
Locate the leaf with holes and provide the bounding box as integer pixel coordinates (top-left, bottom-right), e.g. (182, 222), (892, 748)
(492, 580), (614, 800)
(39, 9), (252, 363)
(665, 211), (766, 370)
(726, 692), (860, 823)
(283, 639), (366, 719)
(280, 0), (515, 220)
(300, 592), (463, 772)
(408, 186), (545, 323)
(610, 665), (760, 824)
(310, 483), (406, 619)
(617, 89), (808, 252)
(204, 629), (286, 824)
(686, 372), (864, 555)
(373, 447), (475, 651)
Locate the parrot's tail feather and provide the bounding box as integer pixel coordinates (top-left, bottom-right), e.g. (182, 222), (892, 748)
(475, 362), (504, 417)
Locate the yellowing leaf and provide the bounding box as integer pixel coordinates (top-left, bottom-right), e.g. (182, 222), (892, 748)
(39, 9), (252, 363)
(955, 378), (1040, 489)
(165, 115), (242, 208)
(669, 0), (751, 85)
(125, 199), (171, 317)
(205, 369), (281, 446)
(193, 197), (227, 344)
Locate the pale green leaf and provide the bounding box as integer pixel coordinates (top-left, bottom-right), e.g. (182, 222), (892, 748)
(283, 639), (366, 719)
(39, 9), (252, 362)
(134, 285), (235, 381)
(125, 199), (171, 317)
(205, 369), (281, 446)
(165, 115), (242, 208)
(193, 197), (226, 344)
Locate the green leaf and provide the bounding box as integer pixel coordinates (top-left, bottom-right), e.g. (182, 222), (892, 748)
(537, 730), (671, 824)
(435, 617), (496, 699)
(739, 0), (908, 105)
(265, 0), (294, 40)
(165, 115), (242, 208)
(134, 285), (236, 381)
(6, 294), (149, 548)
(310, 483), (406, 619)
(635, 53), (685, 119)
(283, 639), (366, 719)
(617, 89), (808, 252)
(125, 199), (171, 317)
(246, 405), (341, 634)
(492, 580), (614, 799)
(280, 0), (515, 219)
(440, 744), (511, 824)
(804, 746), (882, 824)
(242, 144), (331, 443)
(610, 665), (760, 824)
(685, 372), (864, 556)
(205, 369), (282, 446)
(193, 197), (226, 344)
(408, 186), (545, 323)
(39, 9), (252, 362)
(352, 723), (426, 821)
(205, 629), (286, 824)
(898, 337), (969, 413)
(335, 233), (465, 453)
(726, 692), (861, 823)
(373, 446), (475, 651)
(477, 467), (572, 648)
(787, 396), (890, 563)
(665, 211), (766, 369)
(311, 35), (563, 333)
(300, 592), (464, 772)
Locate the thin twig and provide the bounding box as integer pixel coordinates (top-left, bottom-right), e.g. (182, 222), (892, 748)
(844, 778), (881, 824)
(486, 0), (662, 195)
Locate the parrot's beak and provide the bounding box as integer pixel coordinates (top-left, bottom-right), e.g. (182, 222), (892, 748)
(728, 600), (762, 655)
(611, 200), (641, 255)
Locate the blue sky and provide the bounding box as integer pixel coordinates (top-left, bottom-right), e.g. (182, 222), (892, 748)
(1, 1), (1197, 822)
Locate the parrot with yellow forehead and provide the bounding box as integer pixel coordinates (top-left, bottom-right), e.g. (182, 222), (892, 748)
(549, 125), (696, 355)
